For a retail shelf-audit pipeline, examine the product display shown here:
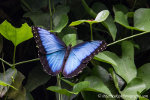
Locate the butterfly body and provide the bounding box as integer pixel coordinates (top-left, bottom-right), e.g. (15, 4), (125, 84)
(32, 27), (107, 78)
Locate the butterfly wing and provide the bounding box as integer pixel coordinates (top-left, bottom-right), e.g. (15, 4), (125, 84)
(32, 27), (66, 75)
(63, 40), (107, 78)
(32, 27), (66, 54)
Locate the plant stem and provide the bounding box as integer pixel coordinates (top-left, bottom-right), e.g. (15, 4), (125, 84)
(57, 74), (62, 100)
(81, 0), (96, 18)
(132, 0), (137, 10)
(90, 24), (93, 40)
(12, 46), (16, 68)
(15, 58), (40, 66)
(0, 58), (12, 67)
(107, 31), (149, 47)
(49, 0), (53, 30)
(21, 0), (32, 11)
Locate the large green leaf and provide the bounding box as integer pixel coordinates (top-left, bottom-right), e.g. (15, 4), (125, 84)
(134, 8), (150, 32)
(0, 68), (17, 97)
(84, 76), (112, 96)
(0, 20), (33, 46)
(94, 41), (137, 83)
(137, 63), (150, 90)
(121, 78), (146, 100)
(25, 64), (51, 92)
(91, 65), (121, 95)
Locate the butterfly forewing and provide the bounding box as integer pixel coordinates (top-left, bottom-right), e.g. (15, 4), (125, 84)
(32, 27), (66, 54)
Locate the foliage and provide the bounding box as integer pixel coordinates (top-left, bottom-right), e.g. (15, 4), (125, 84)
(0, 0), (150, 100)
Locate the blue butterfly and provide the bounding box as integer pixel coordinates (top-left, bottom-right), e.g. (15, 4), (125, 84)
(32, 27), (107, 78)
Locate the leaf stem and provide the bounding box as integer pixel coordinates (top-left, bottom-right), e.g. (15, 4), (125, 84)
(14, 58), (40, 66)
(57, 74), (62, 100)
(0, 58), (12, 67)
(81, 0), (96, 18)
(107, 31), (149, 47)
(49, 0), (53, 30)
(12, 46), (16, 68)
(90, 24), (93, 40)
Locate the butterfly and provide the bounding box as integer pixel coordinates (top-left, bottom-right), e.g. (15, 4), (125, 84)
(32, 27), (107, 78)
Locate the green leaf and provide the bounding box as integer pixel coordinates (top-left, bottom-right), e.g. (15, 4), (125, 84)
(69, 20), (87, 26)
(52, 5), (70, 31)
(121, 78), (146, 100)
(69, 10), (109, 26)
(109, 68), (121, 93)
(0, 20), (33, 46)
(102, 15), (117, 41)
(94, 41), (137, 83)
(61, 78), (75, 86)
(53, 14), (68, 32)
(82, 91), (103, 100)
(62, 34), (76, 46)
(84, 76), (112, 96)
(25, 64), (51, 92)
(113, 4), (128, 13)
(73, 81), (90, 93)
(0, 81), (16, 90)
(94, 10), (109, 22)
(59, 27), (77, 46)
(25, 92), (34, 100)
(114, 8), (150, 32)
(137, 63), (150, 90)
(92, 65), (120, 94)
(47, 86), (75, 96)
(115, 11), (129, 27)
(134, 8), (150, 32)
(0, 68), (17, 97)
(92, 2), (117, 41)
(139, 97), (149, 100)
(24, 12), (50, 28)
(114, 11), (141, 31)
(7, 71), (25, 99)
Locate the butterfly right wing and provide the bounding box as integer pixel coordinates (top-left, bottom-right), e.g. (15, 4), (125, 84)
(32, 27), (66, 75)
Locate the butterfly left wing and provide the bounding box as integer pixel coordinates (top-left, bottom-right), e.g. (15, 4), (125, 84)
(40, 49), (66, 75)
(63, 40), (107, 78)
(32, 27), (67, 75)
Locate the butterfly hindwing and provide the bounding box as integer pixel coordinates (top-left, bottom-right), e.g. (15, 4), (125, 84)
(32, 27), (66, 75)
(63, 41), (107, 78)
